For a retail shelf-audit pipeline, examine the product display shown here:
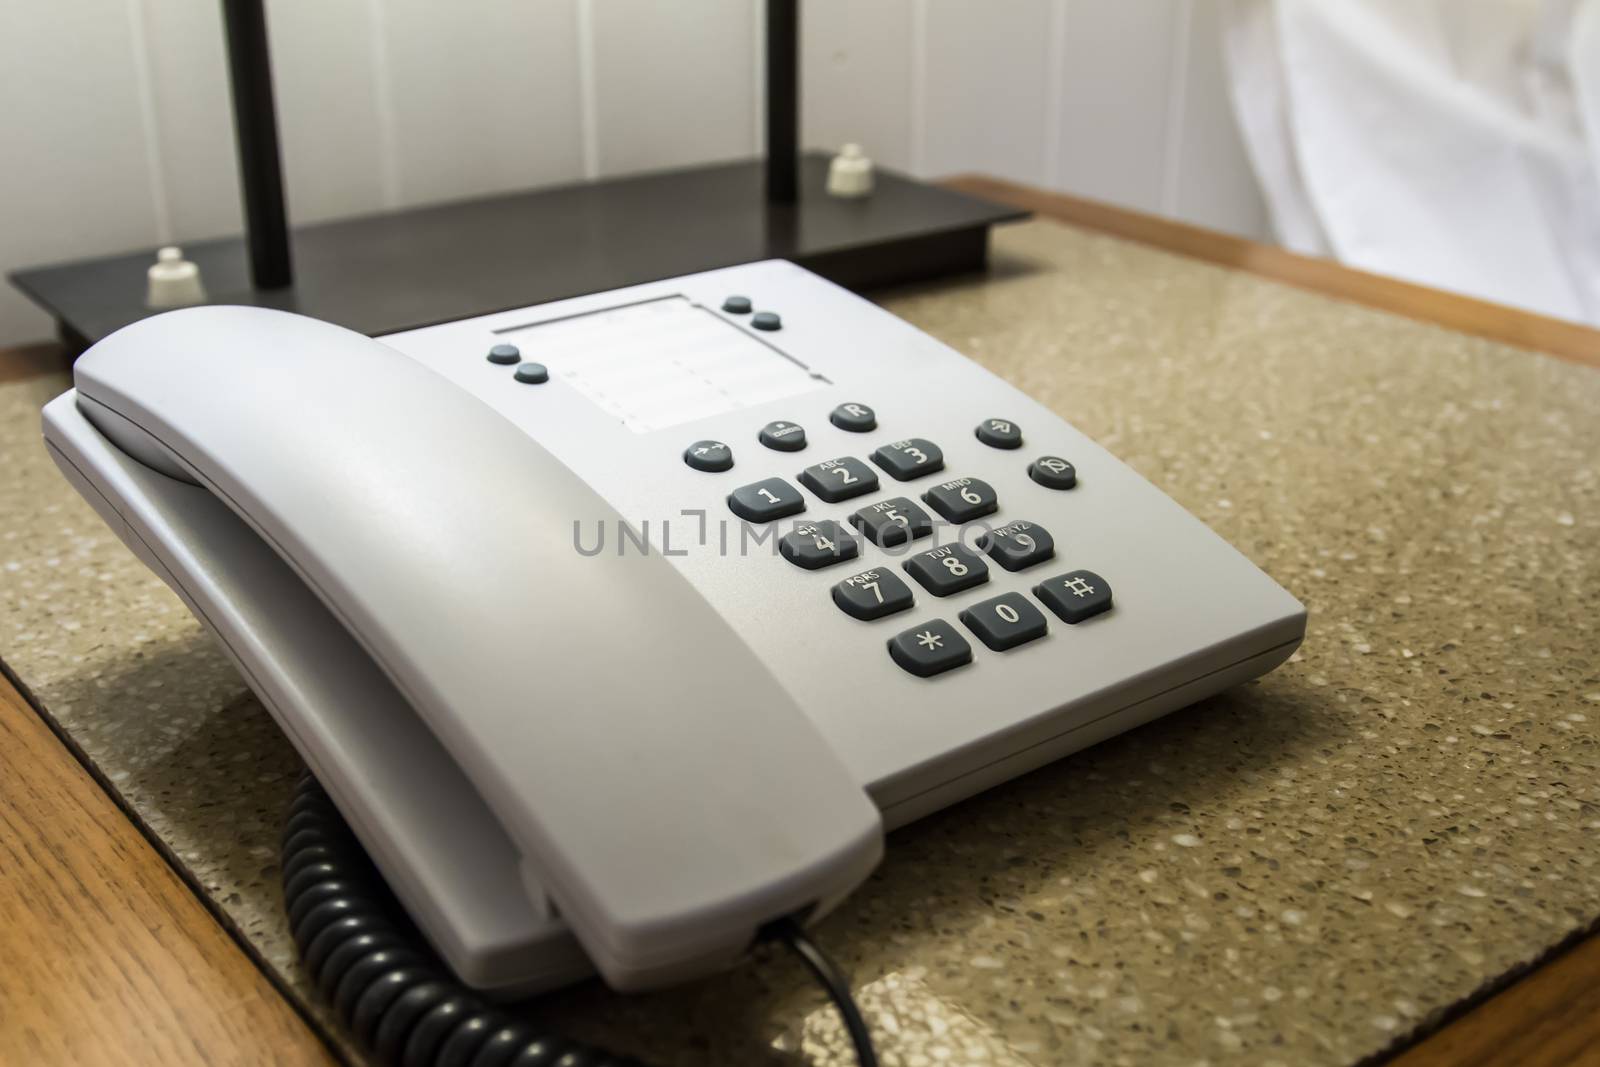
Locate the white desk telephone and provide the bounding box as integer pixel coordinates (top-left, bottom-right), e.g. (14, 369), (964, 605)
(42, 260), (1305, 1000)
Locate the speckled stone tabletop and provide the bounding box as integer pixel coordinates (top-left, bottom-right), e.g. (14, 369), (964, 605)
(3, 219), (1598, 1066)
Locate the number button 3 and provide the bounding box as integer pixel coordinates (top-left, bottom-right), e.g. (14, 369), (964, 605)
(872, 438), (945, 481)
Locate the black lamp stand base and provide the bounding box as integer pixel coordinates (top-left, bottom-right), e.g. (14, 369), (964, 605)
(11, 155), (1025, 354)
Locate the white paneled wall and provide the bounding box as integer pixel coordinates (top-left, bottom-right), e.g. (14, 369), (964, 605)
(0, 0), (1266, 346)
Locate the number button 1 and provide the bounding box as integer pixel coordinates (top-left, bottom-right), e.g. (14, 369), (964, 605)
(922, 477), (998, 522)
(832, 568), (914, 620)
(727, 477), (806, 522)
(903, 544), (988, 597)
(960, 592), (1048, 651)
(798, 456), (879, 503)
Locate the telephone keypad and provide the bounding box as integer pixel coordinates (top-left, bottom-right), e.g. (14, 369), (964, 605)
(903, 544), (989, 597)
(799, 457), (879, 503)
(780, 521), (860, 570)
(978, 520), (1055, 572)
(1035, 569), (1113, 623)
(887, 619), (973, 677)
(960, 592), (1048, 651)
(727, 477), (805, 522)
(832, 568), (914, 620)
(849, 497), (933, 547)
(872, 438), (945, 481)
(922, 477), (998, 523)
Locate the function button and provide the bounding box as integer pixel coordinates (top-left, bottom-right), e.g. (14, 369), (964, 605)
(832, 568), (914, 620)
(798, 456), (879, 503)
(829, 403), (876, 433)
(976, 418), (1022, 449)
(887, 619), (973, 678)
(513, 362), (549, 384)
(871, 438), (945, 481)
(1034, 569), (1113, 623)
(922, 477), (998, 523)
(684, 440), (733, 473)
(722, 295), (752, 314)
(978, 520), (1055, 571)
(960, 592), (1048, 652)
(1028, 456), (1077, 490)
(752, 311), (782, 331)
(903, 544), (988, 597)
(727, 477), (805, 522)
(849, 497), (933, 547)
(780, 521), (860, 570)
(487, 343), (521, 365)
(759, 420), (807, 452)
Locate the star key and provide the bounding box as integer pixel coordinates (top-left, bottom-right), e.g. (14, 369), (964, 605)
(887, 619), (972, 677)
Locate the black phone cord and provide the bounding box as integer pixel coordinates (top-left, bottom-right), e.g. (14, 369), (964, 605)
(282, 772), (878, 1067)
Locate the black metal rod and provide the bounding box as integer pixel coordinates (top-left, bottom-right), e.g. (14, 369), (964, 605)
(765, 0), (799, 204)
(221, 0), (292, 289)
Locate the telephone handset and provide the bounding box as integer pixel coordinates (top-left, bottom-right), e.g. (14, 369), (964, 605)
(45, 303), (881, 991)
(43, 260), (1305, 997)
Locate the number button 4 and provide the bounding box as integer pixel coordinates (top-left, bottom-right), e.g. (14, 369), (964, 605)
(871, 438), (945, 481)
(903, 544), (988, 597)
(779, 520), (860, 570)
(960, 592), (1048, 651)
(922, 477), (998, 523)
(832, 567), (915, 620)
(978, 520), (1055, 572)
(798, 456), (879, 503)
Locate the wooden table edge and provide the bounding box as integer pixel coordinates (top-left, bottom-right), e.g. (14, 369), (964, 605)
(940, 174), (1600, 371)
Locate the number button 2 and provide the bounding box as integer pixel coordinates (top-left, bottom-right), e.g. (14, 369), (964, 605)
(798, 456), (879, 503)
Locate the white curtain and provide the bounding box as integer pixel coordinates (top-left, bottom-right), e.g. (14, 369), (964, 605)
(1224, 0), (1600, 326)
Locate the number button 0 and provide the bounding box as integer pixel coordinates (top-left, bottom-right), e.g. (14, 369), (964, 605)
(798, 456), (879, 503)
(903, 544), (988, 597)
(872, 438), (945, 481)
(727, 477), (806, 522)
(922, 477), (998, 523)
(832, 568), (915, 620)
(978, 520), (1055, 571)
(960, 592), (1048, 651)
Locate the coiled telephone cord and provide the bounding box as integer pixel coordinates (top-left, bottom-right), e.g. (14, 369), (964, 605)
(282, 772), (878, 1067)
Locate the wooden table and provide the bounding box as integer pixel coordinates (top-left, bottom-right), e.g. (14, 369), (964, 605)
(2, 177), (1596, 1066)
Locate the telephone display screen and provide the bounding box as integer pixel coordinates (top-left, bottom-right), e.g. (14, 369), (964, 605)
(498, 296), (827, 433)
